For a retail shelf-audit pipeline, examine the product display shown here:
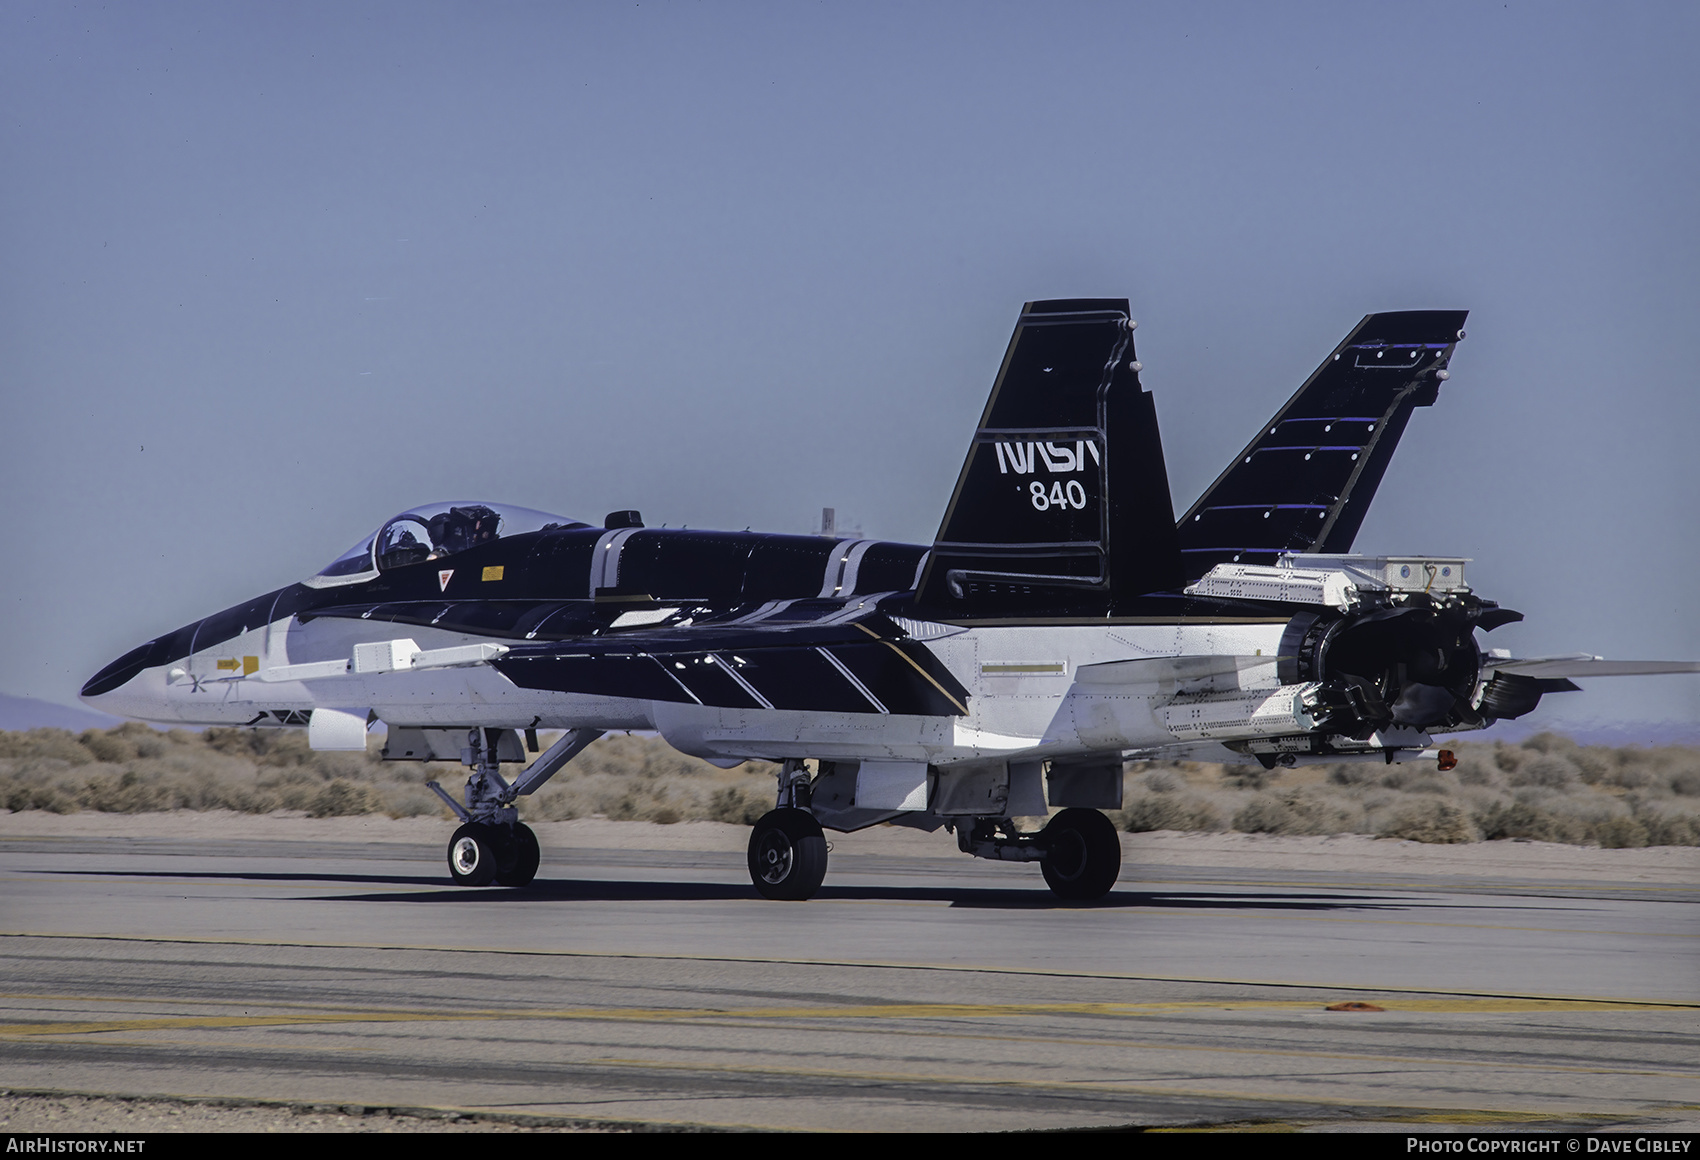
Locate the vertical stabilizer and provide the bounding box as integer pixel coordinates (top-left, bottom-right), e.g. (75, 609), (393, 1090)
(916, 299), (1183, 617)
(1175, 310), (1468, 580)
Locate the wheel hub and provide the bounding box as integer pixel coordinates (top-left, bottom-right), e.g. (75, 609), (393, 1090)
(756, 833), (794, 884)
(451, 836), (483, 876)
(1047, 829), (1088, 881)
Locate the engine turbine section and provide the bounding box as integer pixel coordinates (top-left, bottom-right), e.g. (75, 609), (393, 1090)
(1187, 555), (1529, 757)
(1279, 601), (1487, 738)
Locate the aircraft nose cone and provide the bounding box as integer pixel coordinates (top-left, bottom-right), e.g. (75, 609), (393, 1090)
(79, 631), (190, 723)
(82, 640), (162, 700)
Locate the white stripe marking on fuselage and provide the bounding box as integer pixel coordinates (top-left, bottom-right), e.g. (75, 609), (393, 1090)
(816, 647), (889, 713)
(588, 527), (644, 595)
(708, 653), (774, 709)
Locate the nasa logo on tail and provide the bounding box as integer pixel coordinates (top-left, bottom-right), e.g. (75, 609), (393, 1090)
(992, 439), (1100, 475)
(993, 440), (1102, 512)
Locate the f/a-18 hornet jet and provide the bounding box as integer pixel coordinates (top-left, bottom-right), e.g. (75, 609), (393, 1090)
(83, 300), (1699, 900)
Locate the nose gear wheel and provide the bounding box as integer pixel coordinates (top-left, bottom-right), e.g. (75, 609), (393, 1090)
(496, 823), (541, 887)
(448, 822), (499, 886)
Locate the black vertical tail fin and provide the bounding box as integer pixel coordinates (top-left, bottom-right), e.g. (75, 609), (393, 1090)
(1174, 310), (1468, 581)
(915, 299), (1183, 617)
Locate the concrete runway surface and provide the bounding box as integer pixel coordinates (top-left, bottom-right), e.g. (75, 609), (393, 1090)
(0, 817), (1695, 1132)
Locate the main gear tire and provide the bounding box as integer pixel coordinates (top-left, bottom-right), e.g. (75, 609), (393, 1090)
(1040, 808), (1122, 901)
(747, 808), (829, 901)
(495, 822), (541, 887)
(448, 822), (499, 886)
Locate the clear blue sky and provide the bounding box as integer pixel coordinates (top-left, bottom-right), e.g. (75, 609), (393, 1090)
(3, 1), (1696, 734)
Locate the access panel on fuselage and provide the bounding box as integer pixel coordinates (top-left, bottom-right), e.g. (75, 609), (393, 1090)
(517, 532), (599, 597)
(853, 543), (929, 594)
(742, 538), (839, 602)
(612, 531), (754, 602)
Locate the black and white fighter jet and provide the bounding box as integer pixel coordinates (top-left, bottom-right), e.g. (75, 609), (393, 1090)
(81, 300), (1699, 900)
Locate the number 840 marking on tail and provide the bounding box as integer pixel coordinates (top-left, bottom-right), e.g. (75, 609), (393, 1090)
(1031, 479), (1088, 510)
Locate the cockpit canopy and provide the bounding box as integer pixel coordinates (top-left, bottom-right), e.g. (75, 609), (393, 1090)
(308, 501), (588, 588)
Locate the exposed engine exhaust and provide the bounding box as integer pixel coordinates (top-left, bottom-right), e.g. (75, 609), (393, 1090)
(1183, 554), (1540, 755)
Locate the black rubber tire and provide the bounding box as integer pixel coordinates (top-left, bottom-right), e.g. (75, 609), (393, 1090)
(747, 808), (829, 901)
(496, 823), (541, 887)
(1040, 808), (1122, 901)
(447, 822), (499, 886)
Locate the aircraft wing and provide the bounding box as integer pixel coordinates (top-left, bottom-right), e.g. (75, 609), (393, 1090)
(491, 614), (971, 717)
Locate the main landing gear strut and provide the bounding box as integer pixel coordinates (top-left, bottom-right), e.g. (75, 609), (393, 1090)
(742, 760), (1121, 902)
(747, 759), (829, 901)
(951, 809), (1122, 900)
(427, 726), (602, 887)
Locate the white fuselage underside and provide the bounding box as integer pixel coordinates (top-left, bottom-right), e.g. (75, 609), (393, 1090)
(95, 613), (1292, 767)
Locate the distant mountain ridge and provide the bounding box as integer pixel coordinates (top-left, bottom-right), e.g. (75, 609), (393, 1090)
(1482, 717), (1700, 748)
(0, 694), (125, 733)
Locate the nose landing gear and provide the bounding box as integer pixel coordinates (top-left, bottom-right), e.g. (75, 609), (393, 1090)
(447, 821), (543, 887)
(426, 726), (601, 888)
(448, 822), (500, 886)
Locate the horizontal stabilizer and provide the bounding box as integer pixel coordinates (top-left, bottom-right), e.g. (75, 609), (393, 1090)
(1177, 310), (1468, 580)
(1486, 655), (1700, 679)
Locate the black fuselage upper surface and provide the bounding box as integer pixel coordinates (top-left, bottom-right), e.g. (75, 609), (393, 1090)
(80, 521), (1299, 703)
(83, 528), (926, 697)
